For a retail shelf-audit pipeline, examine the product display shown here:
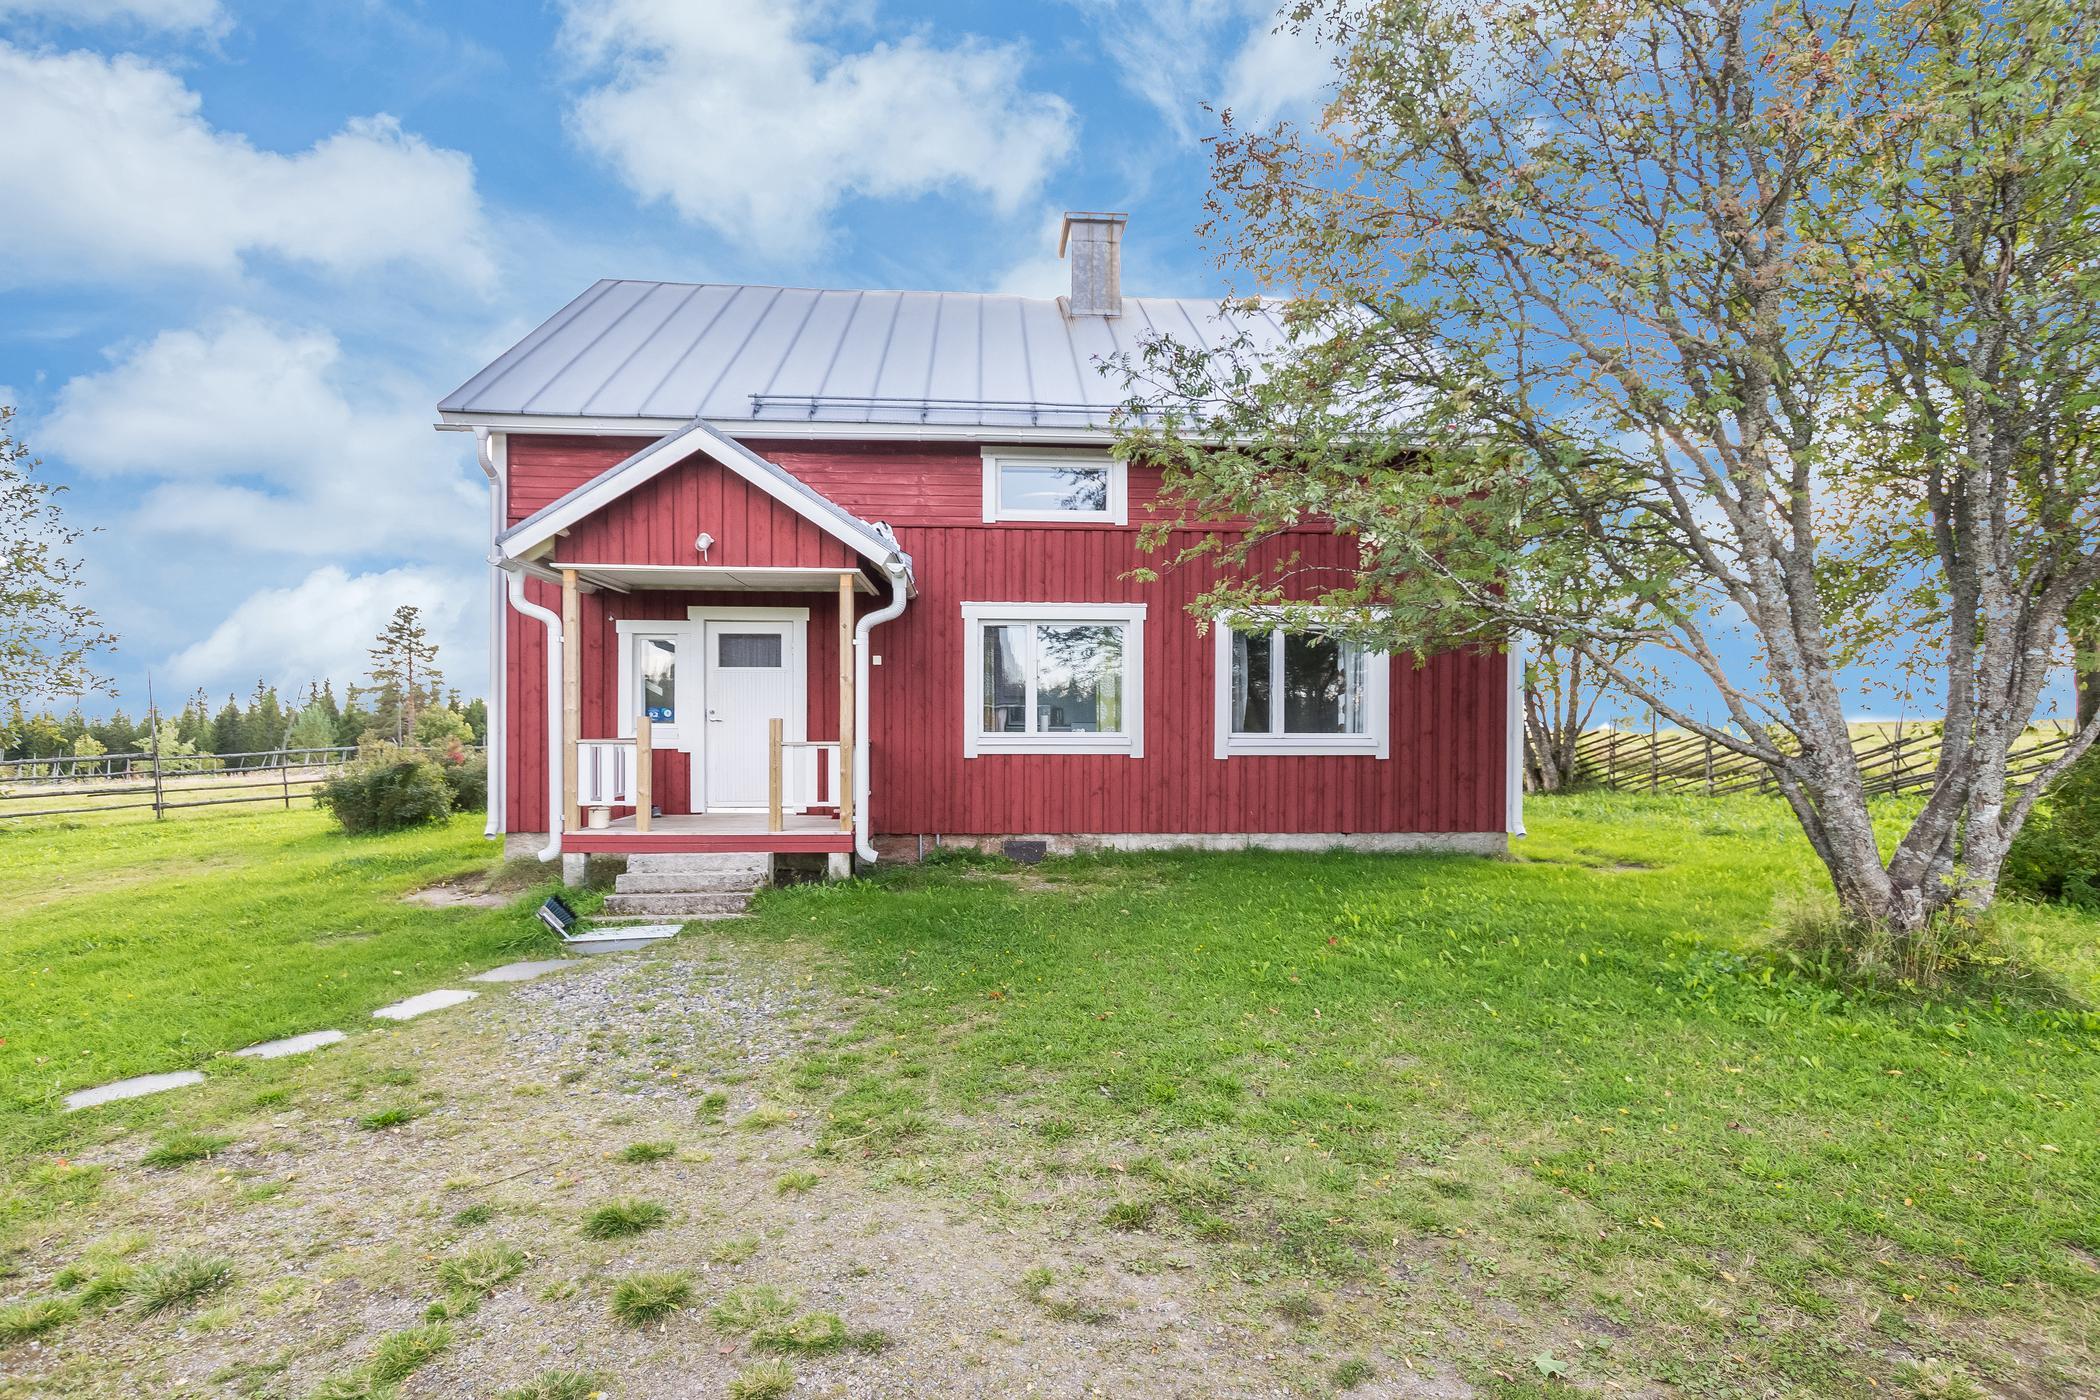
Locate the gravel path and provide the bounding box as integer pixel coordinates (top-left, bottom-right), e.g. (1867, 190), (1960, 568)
(5, 936), (1464, 1398)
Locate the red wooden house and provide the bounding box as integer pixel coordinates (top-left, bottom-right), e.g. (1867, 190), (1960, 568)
(437, 213), (1520, 879)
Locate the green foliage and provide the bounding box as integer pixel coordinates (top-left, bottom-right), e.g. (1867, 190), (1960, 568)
(2006, 747), (2100, 910)
(726, 1359), (795, 1400)
(356, 1104), (420, 1131)
(615, 1140), (676, 1163)
(500, 1372), (606, 1400)
(368, 1323), (450, 1384)
(284, 702), (339, 752)
(438, 750), (488, 815)
(708, 1284), (796, 1334)
(0, 405), (114, 704)
(141, 1132), (233, 1168)
(1332, 1357), (1375, 1390)
(433, 1243), (526, 1312)
(580, 1198), (669, 1239)
(317, 751), (453, 835)
(0, 1296), (77, 1342)
(125, 1253), (234, 1314)
(752, 1310), (847, 1353)
(608, 1271), (691, 1326)
(410, 705), (473, 749)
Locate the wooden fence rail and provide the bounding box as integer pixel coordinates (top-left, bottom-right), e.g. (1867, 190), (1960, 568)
(1569, 722), (2079, 798)
(0, 745), (482, 822)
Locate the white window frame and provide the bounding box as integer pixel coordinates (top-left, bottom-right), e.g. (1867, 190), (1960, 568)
(962, 601), (1146, 757)
(614, 620), (692, 745)
(981, 447), (1128, 525)
(1212, 612), (1390, 759)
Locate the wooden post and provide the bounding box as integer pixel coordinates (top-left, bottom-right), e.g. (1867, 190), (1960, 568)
(1648, 709), (1660, 793)
(838, 571), (855, 833)
(1704, 736), (1715, 796)
(634, 713), (652, 834)
(561, 568), (581, 832)
(768, 717), (784, 833)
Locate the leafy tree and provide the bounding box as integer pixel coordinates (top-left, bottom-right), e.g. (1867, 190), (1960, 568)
(1126, 0), (2100, 942)
(410, 704), (473, 749)
(72, 732), (105, 758)
(462, 696), (488, 745)
(283, 702), (339, 752)
(366, 605), (443, 744)
(0, 406), (115, 705)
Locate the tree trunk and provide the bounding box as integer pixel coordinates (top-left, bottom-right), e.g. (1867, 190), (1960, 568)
(2077, 622), (2099, 729)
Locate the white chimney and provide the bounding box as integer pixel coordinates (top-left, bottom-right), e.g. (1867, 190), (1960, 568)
(1059, 211), (1127, 317)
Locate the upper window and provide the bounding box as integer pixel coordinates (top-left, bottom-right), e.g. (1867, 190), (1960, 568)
(981, 450), (1128, 524)
(1214, 616), (1389, 758)
(962, 602), (1146, 757)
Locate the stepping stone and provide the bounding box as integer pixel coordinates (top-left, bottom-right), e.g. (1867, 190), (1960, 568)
(469, 960), (580, 984)
(64, 1071), (204, 1112)
(234, 1029), (346, 1060)
(372, 989), (477, 1022)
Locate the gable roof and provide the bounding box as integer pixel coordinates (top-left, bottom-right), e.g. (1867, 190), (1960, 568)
(439, 280), (1288, 430)
(495, 416), (912, 586)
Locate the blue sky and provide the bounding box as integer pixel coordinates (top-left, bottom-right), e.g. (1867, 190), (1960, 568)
(0, 0), (2075, 727)
(3, 0), (1325, 714)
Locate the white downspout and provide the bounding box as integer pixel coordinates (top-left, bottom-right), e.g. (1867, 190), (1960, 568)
(1506, 634), (1527, 838)
(852, 559), (911, 864)
(475, 430), (505, 839)
(501, 564), (564, 862)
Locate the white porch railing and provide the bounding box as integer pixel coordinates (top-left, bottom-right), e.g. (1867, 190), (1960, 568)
(577, 740), (638, 807)
(767, 720), (841, 832)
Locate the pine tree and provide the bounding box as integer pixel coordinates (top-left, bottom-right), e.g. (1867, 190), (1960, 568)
(210, 695), (242, 757)
(317, 679), (341, 723)
(367, 605), (442, 744)
(284, 702), (338, 752)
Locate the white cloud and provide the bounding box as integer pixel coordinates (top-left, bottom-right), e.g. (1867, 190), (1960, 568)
(0, 43), (493, 286)
(1067, 1), (1333, 140)
(165, 563), (486, 696)
(40, 313), (485, 557)
(0, 0), (224, 30)
(558, 0), (1076, 257)
(1217, 13), (1334, 127)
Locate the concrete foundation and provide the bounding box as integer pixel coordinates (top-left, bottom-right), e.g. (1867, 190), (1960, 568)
(560, 852), (588, 887)
(871, 831), (1510, 862)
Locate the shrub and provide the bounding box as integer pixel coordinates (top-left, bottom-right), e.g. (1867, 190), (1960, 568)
(581, 1198), (669, 1239)
(610, 1271), (692, 1326)
(0, 1296), (77, 1342)
(411, 706), (475, 748)
(727, 1359), (796, 1400)
(2005, 746), (2100, 909)
(125, 1253), (234, 1314)
(440, 750), (488, 814)
(317, 750), (452, 834)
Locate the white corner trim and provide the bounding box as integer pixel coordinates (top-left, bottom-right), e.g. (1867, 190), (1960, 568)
(961, 601), (1146, 758)
(1211, 613), (1390, 759)
(980, 447), (1128, 525)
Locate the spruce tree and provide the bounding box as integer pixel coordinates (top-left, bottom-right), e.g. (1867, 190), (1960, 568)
(366, 605), (442, 744)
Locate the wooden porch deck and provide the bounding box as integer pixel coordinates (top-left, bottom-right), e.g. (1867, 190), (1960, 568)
(562, 811), (853, 855)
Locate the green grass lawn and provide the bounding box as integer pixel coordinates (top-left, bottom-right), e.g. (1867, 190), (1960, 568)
(727, 794), (2100, 1393)
(0, 807), (561, 1149)
(3, 794), (2095, 1393)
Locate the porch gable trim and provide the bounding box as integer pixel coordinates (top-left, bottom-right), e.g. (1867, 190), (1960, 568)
(495, 415), (903, 572)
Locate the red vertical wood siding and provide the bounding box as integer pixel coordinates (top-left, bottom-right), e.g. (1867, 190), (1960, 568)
(501, 433), (1507, 836)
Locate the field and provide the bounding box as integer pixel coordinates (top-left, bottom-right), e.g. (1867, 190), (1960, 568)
(3, 796), (2096, 1395)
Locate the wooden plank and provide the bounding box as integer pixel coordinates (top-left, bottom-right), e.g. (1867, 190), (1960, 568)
(561, 568), (581, 832)
(635, 712), (652, 834)
(839, 571), (856, 833)
(768, 716), (784, 833)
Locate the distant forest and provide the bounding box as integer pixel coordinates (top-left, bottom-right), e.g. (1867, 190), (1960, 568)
(2, 681), (488, 762)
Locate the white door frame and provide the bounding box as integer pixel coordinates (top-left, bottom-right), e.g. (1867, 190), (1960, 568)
(688, 605), (809, 812)
(611, 607), (810, 813)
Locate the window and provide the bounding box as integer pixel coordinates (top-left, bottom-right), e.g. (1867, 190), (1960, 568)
(981, 450), (1127, 524)
(638, 636), (678, 723)
(716, 632), (782, 668)
(1214, 616), (1389, 758)
(962, 602), (1146, 756)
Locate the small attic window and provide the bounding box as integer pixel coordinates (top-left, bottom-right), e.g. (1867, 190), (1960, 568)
(981, 450), (1127, 525)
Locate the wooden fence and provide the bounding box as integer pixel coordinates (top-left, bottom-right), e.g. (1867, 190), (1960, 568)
(1572, 721), (2081, 798)
(0, 745), (480, 822)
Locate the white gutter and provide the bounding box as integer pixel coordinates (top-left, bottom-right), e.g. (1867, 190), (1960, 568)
(851, 556), (912, 864)
(475, 430), (505, 839)
(500, 565), (564, 861)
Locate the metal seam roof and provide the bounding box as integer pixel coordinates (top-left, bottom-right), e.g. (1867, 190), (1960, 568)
(439, 279), (1285, 427)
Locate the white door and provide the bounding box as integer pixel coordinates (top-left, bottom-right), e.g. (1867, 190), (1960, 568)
(702, 620), (796, 809)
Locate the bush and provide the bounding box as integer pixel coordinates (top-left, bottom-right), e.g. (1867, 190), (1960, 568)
(317, 751), (453, 834)
(2005, 746), (2100, 909)
(412, 706), (475, 748)
(440, 749), (488, 813)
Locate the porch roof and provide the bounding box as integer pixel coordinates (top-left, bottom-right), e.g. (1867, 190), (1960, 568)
(543, 563), (879, 594)
(494, 415), (914, 590)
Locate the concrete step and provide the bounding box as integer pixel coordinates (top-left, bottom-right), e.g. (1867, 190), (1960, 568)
(614, 870), (763, 895)
(600, 891), (752, 918)
(626, 852), (771, 879)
